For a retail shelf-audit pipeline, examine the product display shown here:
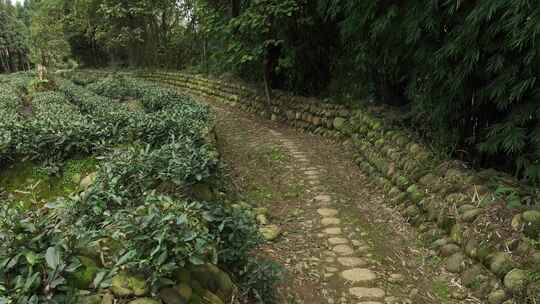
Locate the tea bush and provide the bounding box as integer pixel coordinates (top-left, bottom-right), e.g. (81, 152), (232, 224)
(15, 92), (103, 161)
(0, 73), (277, 303)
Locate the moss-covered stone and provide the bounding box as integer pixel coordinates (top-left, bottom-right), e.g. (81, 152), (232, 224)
(488, 252), (516, 277)
(80, 172), (97, 190)
(192, 183), (215, 201)
(190, 264), (234, 301)
(160, 288), (187, 304)
(440, 244), (460, 257)
(101, 294), (114, 304)
(450, 224), (464, 245)
(177, 284), (193, 301)
(333, 117), (346, 130)
(446, 252), (466, 273)
(199, 290), (224, 304)
(461, 208), (482, 222)
(259, 224), (281, 241)
(522, 210), (540, 239)
(127, 298), (160, 304)
(503, 269), (529, 294)
(79, 295), (102, 304)
(488, 290), (508, 304)
(461, 264), (486, 288)
(68, 256), (98, 290)
(406, 184), (424, 203)
(111, 273), (148, 296)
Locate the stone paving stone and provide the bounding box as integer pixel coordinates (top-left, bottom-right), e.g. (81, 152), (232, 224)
(333, 244), (354, 255)
(328, 237), (349, 245)
(322, 218), (341, 226)
(349, 287), (386, 300)
(338, 257), (368, 267)
(314, 194), (332, 202)
(341, 268), (377, 283)
(318, 208), (338, 217)
(323, 227), (342, 235)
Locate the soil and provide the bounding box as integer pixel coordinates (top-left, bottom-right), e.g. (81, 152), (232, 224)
(197, 98), (483, 304)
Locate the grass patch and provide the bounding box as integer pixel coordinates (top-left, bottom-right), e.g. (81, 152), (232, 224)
(431, 280), (451, 302)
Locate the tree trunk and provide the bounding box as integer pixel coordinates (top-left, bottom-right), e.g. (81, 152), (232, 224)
(263, 60), (272, 110)
(203, 34), (208, 75)
(231, 0), (240, 17)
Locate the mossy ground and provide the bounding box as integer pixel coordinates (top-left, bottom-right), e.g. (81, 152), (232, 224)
(0, 156), (97, 207)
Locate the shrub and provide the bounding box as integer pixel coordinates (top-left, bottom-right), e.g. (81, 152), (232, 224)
(0, 72), (279, 303)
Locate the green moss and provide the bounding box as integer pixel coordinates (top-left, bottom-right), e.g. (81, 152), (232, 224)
(431, 280), (450, 301)
(67, 256), (99, 290)
(0, 156), (97, 207)
(61, 157), (98, 186)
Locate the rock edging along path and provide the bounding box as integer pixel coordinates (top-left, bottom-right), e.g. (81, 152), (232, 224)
(139, 71), (540, 304)
(155, 87), (483, 303)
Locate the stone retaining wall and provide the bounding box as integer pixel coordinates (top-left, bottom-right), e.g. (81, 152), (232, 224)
(140, 71), (540, 303)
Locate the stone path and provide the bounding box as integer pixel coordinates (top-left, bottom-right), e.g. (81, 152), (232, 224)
(177, 92), (479, 304)
(274, 134), (388, 303)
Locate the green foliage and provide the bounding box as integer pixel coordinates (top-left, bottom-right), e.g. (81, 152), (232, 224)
(92, 141), (219, 201)
(336, 0), (540, 184)
(237, 258), (282, 303)
(0, 72), (278, 303)
(28, 0), (70, 67)
(0, 1), (30, 73)
(0, 204), (85, 303)
(16, 91), (102, 161)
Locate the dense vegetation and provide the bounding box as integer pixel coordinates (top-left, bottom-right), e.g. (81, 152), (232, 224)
(1, 0), (540, 182)
(0, 72), (279, 303)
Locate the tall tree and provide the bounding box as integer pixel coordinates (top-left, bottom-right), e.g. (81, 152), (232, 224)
(0, 0), (30, 73)
(28, 0), (70, 67)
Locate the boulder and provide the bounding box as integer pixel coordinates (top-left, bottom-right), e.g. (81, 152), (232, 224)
(256, 214), (269, 225)
(191, 264), (234, 301)
(79, 295), (102, 304)
(71, 173), (82, 184)
(177, 284), (193, 301)
(101, 294), (114, 304)
(406, 184), (424, 203)
(522, 210), (540, 239)
(461, 208), (482, 222)
(503, 269), (529, 294)
(511, 214), (522, 231)
(259, 225), (281, 241)
(487, 290), (508, 304)
(440, 244), (461, 257)
(68, 256), (98, 289)
(127, 298), (160, 304)
(200, 290), (224, 304)
(488, 252), (515, 277)
(450, 224), (464, 245)
(192, 183), (215, 201)
(159, 287), (188, 304)
(431, 238), (449, 248)
(461, 264), (486, 288)
(111, 273), (148, 296)
(175, 268), (191, 283)
(80, 172), (97, 190)
(531, 250), (540, 272)
(446, 252), (466, 273)
(253, 207), (268, 216)
(333, 117), (346, 130)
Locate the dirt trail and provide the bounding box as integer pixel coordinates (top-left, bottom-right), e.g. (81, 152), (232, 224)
(202, 99), (482, 304)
